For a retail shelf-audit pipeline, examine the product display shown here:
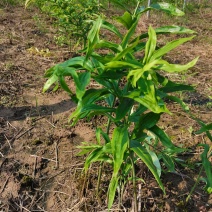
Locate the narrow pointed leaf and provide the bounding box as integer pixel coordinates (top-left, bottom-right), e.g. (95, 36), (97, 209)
(58, 75), (73, 94)
(95, 40), (121, 53)
(115, 98), (134, 121)
(132, 26), (195, 43)
(150, 3), (185, 16)
(148, 149), (161, 177)
(149, 125), (176, 149)
(102, 20), (122, 39)
(195, 123), (212, 134)
(161, 154), (175, 172)
(108, 176), (119, 209)
(143, 26), (157, 64)
(108, 127), (129, 208)
(121, 15), (140, 48)
(155, 25), (195, 34)
(138, 112), (161, 131)
(166, 96), (189, 111)
(105, 61), (142, 69)
(157, 57), (199, 73)
(130, 140), (165, 193)
(82, 104), (115, 113)
(43, 74), (58, 92)
(111, 127), (129, 174)
(150, 36), (195, 61)
(199, 144), (212, 191)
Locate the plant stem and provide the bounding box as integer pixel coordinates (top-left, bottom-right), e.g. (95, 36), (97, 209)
(96, 162), (103, 199)
(186, 165), (203, 204)
(133, 0), (140, 18)
(130, 151), (138, 212)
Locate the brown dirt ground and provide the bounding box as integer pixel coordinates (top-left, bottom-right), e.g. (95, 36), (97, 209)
(0, 2), (212, 212)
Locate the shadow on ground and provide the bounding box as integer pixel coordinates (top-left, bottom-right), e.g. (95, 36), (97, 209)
(0, 99), (75, 121)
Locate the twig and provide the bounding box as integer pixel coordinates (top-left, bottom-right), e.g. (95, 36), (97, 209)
(6, 121), (17, 130)
(138, 183), (142, 212)
(0, 158), (7, 170)
(55, 141), (59, 169)
(0, 152), (4, 157)
(11, 127), (24, 142)
(14, 202), (30, 212)
(186, 166), (204, 204)
(33, 156), (37, 179)
(45, 119), (56, 128)
(4, 134), (12, 149)
(34, 188), (71, 197)
(41, 169), (65, 181)
(67, 198), (86, 211)
(15, 127), (34, 140)
(30, 154), (56, 162)
(0, 175), (10, 194)
(51, 111), (54, 124)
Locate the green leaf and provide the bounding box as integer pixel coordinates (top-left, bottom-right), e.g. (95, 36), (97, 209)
(130, 140), (165, 193)
(195, 123), (212, 134)
(105, 61), (142, 69)
(150, 2), (185, 16)
(108, 176), (119, 209)
(108, 127), (129, 208)
(82, 104), (115, 113)
(157, 57), (199, 73)
(143, 26), (157, 64)
(102, 20), (123, 39)
(121, 14), (140, 48)
(131, 26), (195, 44)
(161, 153), (175, 172)
(137, 112), (161, 131)
(113, 38), (139, 61)
(166, 96), (190, 111)
(126, 73), (170, 114)
(44, 66), (55, 78)
(75, 72), (91, 100)
(95, 40), (121, 53)
(96, 128), (101, 145)
(148, 149), (161, 177)
(150, 36), (195, 61)
(190, 117), (212, 141)
(157, 73), (194, 93)
(115, 98), (134, 121)
(105, 94), (115, 107)
(86, 17), (102, 59)
(97, 70), (127, 80)
(199, 144), (212, 191)
(58, 75), (73, 94)
(129, 105), (147, 122)
(149, 125), (178, 150)
(43, 74), (58, 92)
(116, 11), (133, 30)
(82, 88), (109, 105)
(128, 60), (159, 86)
(154, 25), (195, 34)
(77, 143), (102, 156)
(84, 143), (112, 171)
(111, 127), (129, 174)
(96, 128), (110, 144)
(109, 0), (131, 14)
(59, 56), (84, 67)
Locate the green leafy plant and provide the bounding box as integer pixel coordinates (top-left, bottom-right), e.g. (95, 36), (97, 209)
(43, 1), (199, 209)
(194, 120), (212, 193)
(26, 0), (100, 47)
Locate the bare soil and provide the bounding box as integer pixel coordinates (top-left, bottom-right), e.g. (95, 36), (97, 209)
(0, 3), (212, 212)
